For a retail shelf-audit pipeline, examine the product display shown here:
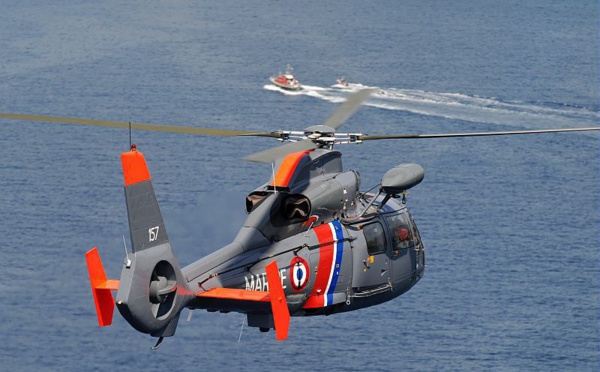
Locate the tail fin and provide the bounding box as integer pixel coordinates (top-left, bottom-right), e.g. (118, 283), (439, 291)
(121, 149), (168, 253)
(265, 261), (290, 341)
(115, 147), (191, 338)
(85, 247), (119, 327)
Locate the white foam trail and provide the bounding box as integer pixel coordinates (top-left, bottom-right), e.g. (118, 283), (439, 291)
(265, 84), (600, 130)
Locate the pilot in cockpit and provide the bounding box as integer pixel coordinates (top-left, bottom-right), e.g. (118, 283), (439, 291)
(394, 227), (411, 250)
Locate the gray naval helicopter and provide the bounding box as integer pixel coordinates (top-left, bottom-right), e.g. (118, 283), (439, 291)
(2, 90), (598, 349)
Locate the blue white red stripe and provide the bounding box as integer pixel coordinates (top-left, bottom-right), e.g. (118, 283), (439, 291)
(325, 220), (344, 305)
(303, 220), (345, 308)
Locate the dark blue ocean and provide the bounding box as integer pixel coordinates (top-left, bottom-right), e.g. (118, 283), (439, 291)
(1, 1), (598, 371)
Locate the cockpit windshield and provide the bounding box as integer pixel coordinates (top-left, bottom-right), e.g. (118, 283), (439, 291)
(385, 210), (421, 253)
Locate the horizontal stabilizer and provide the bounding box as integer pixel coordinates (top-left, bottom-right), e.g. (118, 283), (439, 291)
(85, 247), (120, 327)
(195, 261), (290, 340)
(195, 288), (272, 314)
(197, 288), (270, 302)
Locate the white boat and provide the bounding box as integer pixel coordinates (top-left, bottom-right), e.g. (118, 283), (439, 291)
(335, 76), (349, 87)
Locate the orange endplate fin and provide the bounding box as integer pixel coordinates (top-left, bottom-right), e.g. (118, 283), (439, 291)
(265, 261), (290, 341)
(85, 247), (120, 327)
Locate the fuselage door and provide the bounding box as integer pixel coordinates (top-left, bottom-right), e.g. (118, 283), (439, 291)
(351, 221), (390, 289)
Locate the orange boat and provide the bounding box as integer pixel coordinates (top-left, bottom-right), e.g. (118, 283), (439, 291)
(269, 65), (302, 91)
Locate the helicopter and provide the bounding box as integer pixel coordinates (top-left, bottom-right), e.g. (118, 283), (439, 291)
(1, 90), (599, 349)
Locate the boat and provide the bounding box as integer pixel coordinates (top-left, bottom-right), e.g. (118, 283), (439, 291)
(335, 76), (349, 87)
(269, 65), (302, 91)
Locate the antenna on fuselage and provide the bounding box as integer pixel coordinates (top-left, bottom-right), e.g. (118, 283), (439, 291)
(122, 235), (131, 268)
(271, 162), (277, 193)
(238, 315), (246, 342)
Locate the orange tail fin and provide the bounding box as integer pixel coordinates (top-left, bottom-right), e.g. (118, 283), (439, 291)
(85, 247), (120, 327)
(265, 261), (290, 341)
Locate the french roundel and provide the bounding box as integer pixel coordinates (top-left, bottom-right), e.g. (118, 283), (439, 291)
(290, 256), (309, 292)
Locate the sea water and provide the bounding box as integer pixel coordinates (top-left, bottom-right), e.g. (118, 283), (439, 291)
(0, 1), (597, 371)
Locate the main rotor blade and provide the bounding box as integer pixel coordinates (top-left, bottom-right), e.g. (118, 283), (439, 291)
(0, 112), (279, 138)
(322, 89), (375, 130)
(360, 126), (600, 140)
(244, 139), (318, 163)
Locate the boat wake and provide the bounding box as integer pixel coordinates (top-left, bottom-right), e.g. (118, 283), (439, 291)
(264, 83), (600, 130)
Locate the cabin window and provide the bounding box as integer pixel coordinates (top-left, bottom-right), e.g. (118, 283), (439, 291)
(363, 222), (387, 255)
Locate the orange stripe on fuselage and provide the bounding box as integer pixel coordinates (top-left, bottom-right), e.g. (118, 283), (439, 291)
(121, 150), (151, 186)
(271, 150), (312, 188)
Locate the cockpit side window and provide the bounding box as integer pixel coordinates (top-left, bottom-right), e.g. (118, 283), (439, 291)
(385, 212), (414, 252)
(363, 222), (387, 255)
